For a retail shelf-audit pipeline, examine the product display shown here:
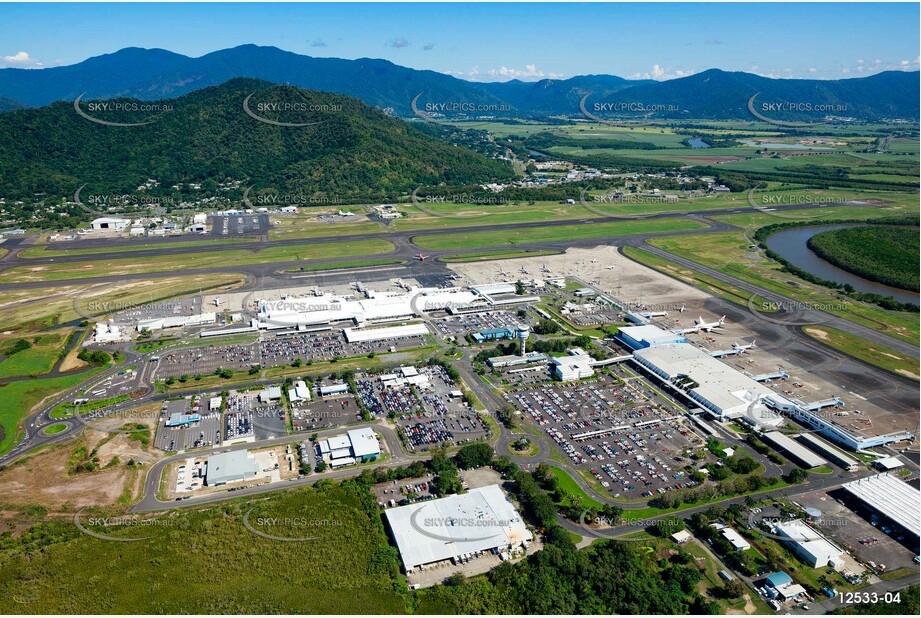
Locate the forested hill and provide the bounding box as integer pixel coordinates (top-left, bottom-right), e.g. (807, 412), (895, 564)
(0, 78), (515, 202)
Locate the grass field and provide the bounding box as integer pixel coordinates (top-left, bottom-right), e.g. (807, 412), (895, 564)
(17, 237), (259, 259)
(647, 230), (920, 345)
(414, 218), (707, 250)
(0, 482), (409, 614)
(0, 365), (110, 455)
(42, 423), (67, 435)
(551, 466), (606, 511)
(0, 275), (245, 336)
(0, 331), (70, 379)
(0, 239), (394, 283)
(803, 326), (919, 381)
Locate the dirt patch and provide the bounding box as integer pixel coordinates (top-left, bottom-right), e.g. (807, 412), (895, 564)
(805, 327), (829, 341)
(0, 405), (163, 510)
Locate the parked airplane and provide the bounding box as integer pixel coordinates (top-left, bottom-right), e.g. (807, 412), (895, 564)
(695, 315), (726, 332)
(416, 254), (427, 261)
(732, 340), (756, 353)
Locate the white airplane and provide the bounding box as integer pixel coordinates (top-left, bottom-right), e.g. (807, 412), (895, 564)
(695, 315), (726, 332)
(732, 340), (756, 353)
(605, 265), (616, 270)
(213, 297), (223, 307)
(591, 258), (598, 264)
(677, 304), (686, 313)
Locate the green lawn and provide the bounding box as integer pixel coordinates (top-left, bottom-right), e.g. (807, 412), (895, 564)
(551, 466), (606, 510)
(42, 423), (67, 435)
(414, 218), (707, 250)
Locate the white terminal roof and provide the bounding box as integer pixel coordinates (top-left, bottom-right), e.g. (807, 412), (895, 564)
(619, 324), (685, 346)
(385, 484), (532, 570)
(844, 473), (920, 534)
(634, 343), (780, 418)
(258, 287), (481, 328)
(343, 323), (429, 343)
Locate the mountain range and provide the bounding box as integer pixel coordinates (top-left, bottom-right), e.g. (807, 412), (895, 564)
(0, 45), (917, 120)
(0, 78), (514, 202)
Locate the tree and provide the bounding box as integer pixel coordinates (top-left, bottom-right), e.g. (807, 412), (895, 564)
(515, 280), (526, 295)
(654, 517), (686, 537)
(314, 460), (327, 473)
(454, 442), (493, 469)
(786, 468), (809, 484)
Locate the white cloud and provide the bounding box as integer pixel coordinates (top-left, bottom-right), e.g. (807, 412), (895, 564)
(448, 64), (562, 81)
(1, 51), (42, 67)
(628, 64), (692, 81)
(387, 38), (410, 49)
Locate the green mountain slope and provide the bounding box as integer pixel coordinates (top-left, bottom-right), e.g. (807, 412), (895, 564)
(0, 78), (515, 202)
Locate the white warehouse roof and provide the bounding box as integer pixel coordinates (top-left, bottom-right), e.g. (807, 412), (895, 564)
(772, 520), (844, 568)
(384, 485), (532, 571)
(347, 427), (380, 458)
(843, 473), (920, 535)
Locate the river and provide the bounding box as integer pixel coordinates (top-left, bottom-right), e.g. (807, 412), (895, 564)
(765, 224), (919, 305)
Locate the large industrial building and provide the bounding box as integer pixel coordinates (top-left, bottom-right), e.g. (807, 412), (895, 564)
(384, 484), (532, 573)
(772, 520), (844, 568)
(205, 450), (259, 486)
(137, 312), (216, 331)
(843, 473), (921, 539)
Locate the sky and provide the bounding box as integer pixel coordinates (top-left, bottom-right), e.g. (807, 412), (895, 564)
(0, 2), (919, 81)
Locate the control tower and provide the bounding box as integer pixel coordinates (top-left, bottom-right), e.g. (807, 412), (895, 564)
(516, 326), (530, 356)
